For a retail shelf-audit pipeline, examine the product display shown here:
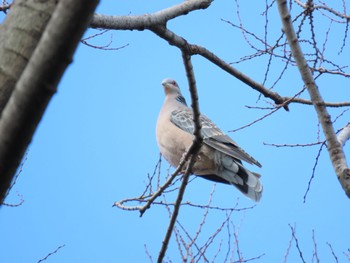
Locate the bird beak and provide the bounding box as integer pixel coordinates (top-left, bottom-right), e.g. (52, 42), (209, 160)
(162, 81), (171, 92)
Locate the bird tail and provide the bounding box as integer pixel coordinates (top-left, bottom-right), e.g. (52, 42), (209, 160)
(218, 155), (263, 202)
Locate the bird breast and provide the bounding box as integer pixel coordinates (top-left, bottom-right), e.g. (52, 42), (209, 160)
(156, 111), (217, 175)
(156, 112), (191, 167)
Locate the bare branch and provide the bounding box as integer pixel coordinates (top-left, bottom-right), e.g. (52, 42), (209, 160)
(312, 229), (320, 263)
(173, 187), (215, 262)
(90, 3), (350, 111)
(263, 141), (323, 147)
(157, 53), (203, 263)
(115, 195), (255, 212)
(197, 211), (233, 261)
(295, 0), (350, 20)
(338, 122), (350, 147)
(277, 0), (350, 198)
(303, 142), (326, 202)
(90, 0), (213, 30)
(37, 244), (65, 263)
(326, 242), (339, 263)
(289, 224), (306, 263)
(90, 8), (290, 110)
(2, 193), (24, 207)
(144, 244), (154, 263)
(189, 186), (215, 251)
(230, 106), (280, 133)
(80, 29), (129, 51)
(287, 97), (350, 107)
(192, 44), (288, 109)
(231, 87), (306, 133)
(150, 23), (289, 110)
(137, 152), (190, 216)
(283, 226), (294, 263)
(4, 149), (28, 200)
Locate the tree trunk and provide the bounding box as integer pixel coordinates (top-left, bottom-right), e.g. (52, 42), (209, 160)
(0, 0), (57, 112)
(0, 0), (100, 204)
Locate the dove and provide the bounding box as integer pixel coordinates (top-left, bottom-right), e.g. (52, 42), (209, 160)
(156, 78), (263, 201)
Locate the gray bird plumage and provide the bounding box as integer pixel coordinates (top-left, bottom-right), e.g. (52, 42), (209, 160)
(156, 78), (263, 201)
(171, 110), (262, 168)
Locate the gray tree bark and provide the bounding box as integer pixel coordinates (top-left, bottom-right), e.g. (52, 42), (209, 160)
(0, 0), (100, 204)
(0, 0), (57, 112)
(277, 0), (350, 197)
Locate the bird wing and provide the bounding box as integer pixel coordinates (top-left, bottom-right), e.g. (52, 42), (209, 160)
(170, 109), (262, 167)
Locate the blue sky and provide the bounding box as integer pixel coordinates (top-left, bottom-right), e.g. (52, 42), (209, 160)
(1, 1), (349, 262)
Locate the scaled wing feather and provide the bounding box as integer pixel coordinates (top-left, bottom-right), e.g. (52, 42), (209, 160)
(170, 109), (262, 167)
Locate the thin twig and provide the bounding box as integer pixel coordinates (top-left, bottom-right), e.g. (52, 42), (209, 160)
(230, 87), (306, 133)
(2, 193), (24, 207)
(312, 229), (320, 263)
(289, 224), (306, 263)
(5, 150), (29, 199)
(303, 141), (326, 202)
(138, 153), (190, 216)
(295, 0), (350, 20)
(283, 226), (294, 263)
(197, 211), (233, 261)
(326, 242), (339, 263)
(37, 244), (65, 263)
(115, 195), (255, 212)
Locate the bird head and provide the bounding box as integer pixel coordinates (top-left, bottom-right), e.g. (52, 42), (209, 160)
(161, 78), (181, 95)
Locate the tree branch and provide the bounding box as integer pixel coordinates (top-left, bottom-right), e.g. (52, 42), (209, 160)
(286, 97), (350, 107)
(90, 4), (290, 111)
(295, 0), (350, 20)
(157, 51), (203, 263)
(90, 3), (350, 111)
(277, 0), (350, 198)
(138, 150), (192, 217)
(151, 23), (290, 110)
(0, 0), (100, 204)
(338, 123), (350, 147)
(90, 0), (212, 30)
(157, 156), (194, 263)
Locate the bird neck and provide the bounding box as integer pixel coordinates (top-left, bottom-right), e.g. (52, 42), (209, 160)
(175, 94), (187, 106)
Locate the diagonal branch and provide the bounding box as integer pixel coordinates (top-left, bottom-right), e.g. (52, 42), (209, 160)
(138, 149), (192, 217)
(157, 51), (203, 263)
(157, 150), (197, 263)
(90, 3), (289, 110)
(338, 123), (350, 147)
(150, 23), (289, 110)
(90, 4), (350, 110)
(277, 0), (350, 197)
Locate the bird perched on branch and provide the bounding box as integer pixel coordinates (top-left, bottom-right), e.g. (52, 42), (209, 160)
(156, 78), (263, 202)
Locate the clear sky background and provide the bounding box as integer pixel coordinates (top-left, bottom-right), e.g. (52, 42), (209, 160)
(1, 1), (349, 262)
